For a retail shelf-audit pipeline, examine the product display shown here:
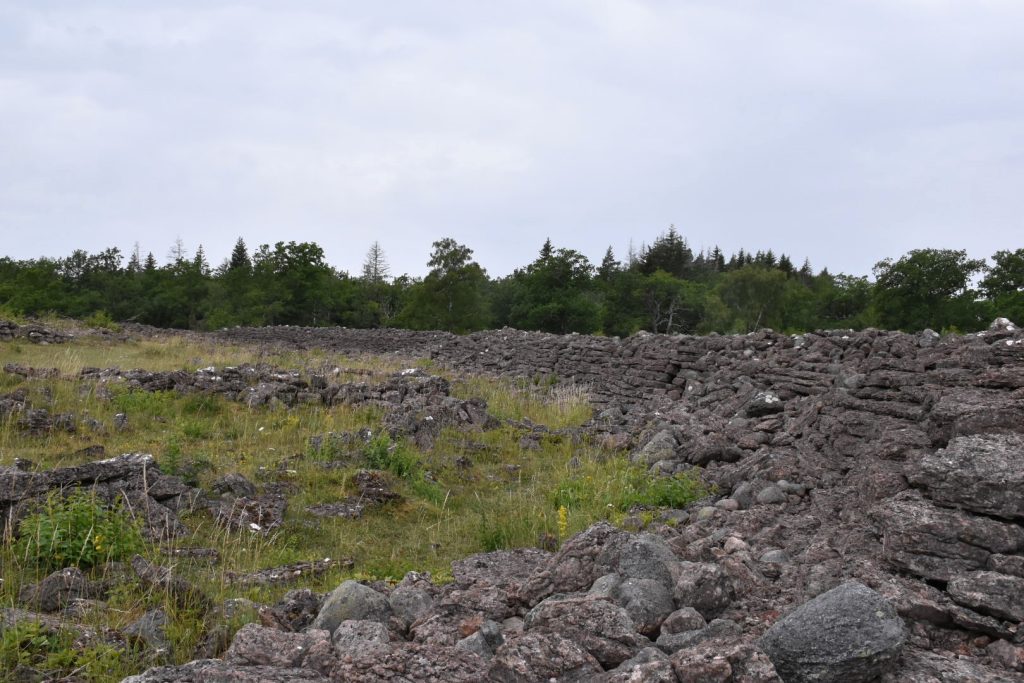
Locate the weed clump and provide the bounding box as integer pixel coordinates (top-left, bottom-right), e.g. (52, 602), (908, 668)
(363, 433), (418, 478)
(82, 310), (121, 332)
(552, 464), (708, 514)
(0, 621), (135, 680)
(362, 434), (444, 503)
(16, 489), (145, 570)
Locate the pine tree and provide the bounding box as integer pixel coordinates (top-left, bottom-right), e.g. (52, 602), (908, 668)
(127, 242), (142, 273)
(598, 246), (620, 281)
(168, 237), (188, 265)
(144, 252), (157, 272)
(229, 237), (251, 272)
(710, 246), (725, 272)
(361, 241), (390, 284)
(194, 245), (209, 274)
(639, 225), (693, 279)
(539, 238), (553, 261)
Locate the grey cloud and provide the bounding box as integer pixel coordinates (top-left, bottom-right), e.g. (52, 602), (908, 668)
(1, 1), (1021, 277)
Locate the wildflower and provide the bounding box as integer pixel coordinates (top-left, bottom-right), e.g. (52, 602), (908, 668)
(557, 505), (569, 539)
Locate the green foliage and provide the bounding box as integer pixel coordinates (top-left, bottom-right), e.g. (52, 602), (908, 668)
(393, 238), (491, 332)
(83, 309), (121, 331)
(873, 248), (987, 331)
(111, 389), (176, 416)
(638, 226), (693, 279)
(452, 377), (592, 428)
(181, 394), (223, 416)
(553, 465), (707, 512)
(715, 265), (812, 332)
(638, 271), (711, 334)
(162, 438), (184, 476)
(16, 489), (145, 570)
(981, 249), (1024, 323)
(363, 434), (417, 478)
(477, 514), (516, 552)
(180, 419), (213, 440)
(361, 434), (443, 502)
(613, 467), (706, 510)
(1, 237), (1016, 335)
(500, 241), (601, 334)
(0, 620), (135, 680)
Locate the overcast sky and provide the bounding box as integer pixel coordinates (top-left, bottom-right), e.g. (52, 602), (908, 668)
(2, 1), (1021, 278)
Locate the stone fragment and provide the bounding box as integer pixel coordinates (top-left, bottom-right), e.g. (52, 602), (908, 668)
(225, 623), (330, 668)
(672, 561), (734, 619)
(488, 631), (603, 683)
(17, 567), (96, 612)
(455, 618), (504, 659)
(878, 647), (1014, 683)
(670, 638), (781, 683)
(124, 609), (171, 654)
(122, 660), (327, 682)
(525, 594), (643, 668)
(986, 639), (1024, 673)
(661, 606), (707, 635)
(330, 619), (390, 650)
(330, 642), (486, 682)
(595, 647), (676, 683)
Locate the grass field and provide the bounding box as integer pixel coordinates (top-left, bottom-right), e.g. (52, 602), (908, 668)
(0, 333), (706, 680)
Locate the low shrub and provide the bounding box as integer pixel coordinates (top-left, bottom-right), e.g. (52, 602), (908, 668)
(16, 489), (145, 570)
(82, 310), (121, 332)
(363, 434), (418, 479)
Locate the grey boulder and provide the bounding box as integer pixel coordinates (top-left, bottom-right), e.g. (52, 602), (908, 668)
(310, 580), (391, 633)
(760, 580), (906, 683)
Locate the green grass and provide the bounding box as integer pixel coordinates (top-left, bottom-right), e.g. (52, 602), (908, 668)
(0, 334), (709, 681)
(451, 375), (593, 428)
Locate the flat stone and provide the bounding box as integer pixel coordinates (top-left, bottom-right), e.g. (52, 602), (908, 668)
(947, 571), (1024, 622)
(908, 434), (1024, 520)
(870, 491), (1024, 581)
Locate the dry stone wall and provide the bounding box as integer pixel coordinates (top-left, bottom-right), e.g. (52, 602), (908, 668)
(216, 320), (1024, 413)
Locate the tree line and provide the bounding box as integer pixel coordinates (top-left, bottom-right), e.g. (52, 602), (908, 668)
(1, 229), (1021, 335)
